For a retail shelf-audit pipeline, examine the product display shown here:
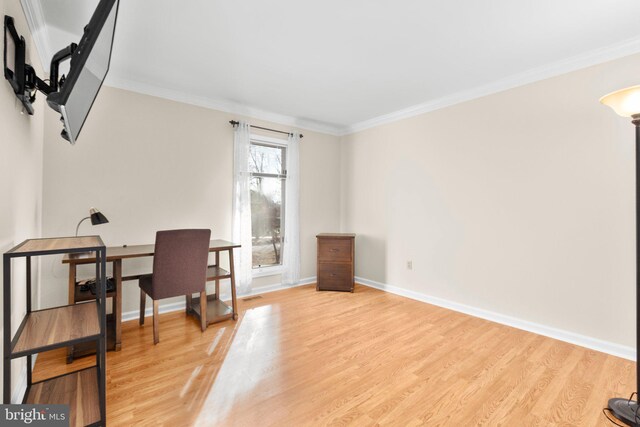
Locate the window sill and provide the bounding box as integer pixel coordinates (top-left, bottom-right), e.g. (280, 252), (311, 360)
(252, 266), (283, 278)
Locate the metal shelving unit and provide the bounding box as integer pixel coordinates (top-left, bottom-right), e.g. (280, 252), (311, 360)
(3, 236), (107, 427)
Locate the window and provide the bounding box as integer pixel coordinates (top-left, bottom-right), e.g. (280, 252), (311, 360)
(249, 137), (287, 270)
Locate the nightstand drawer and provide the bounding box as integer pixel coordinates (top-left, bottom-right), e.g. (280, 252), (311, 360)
(318, 238), (352, 262)
(318, 263), (352, 291)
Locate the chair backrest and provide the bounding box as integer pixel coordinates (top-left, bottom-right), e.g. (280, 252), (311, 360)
(151, 229), (211, 299)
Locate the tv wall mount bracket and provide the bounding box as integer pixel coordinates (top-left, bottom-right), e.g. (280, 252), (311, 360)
(3, 15), (76, 114)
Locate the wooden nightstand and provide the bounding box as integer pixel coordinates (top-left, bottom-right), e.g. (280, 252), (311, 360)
(316, 233), (356, 292)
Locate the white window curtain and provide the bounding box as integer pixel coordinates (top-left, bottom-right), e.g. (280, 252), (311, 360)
(282, 132), (300, 286)
(232, 122), (253, 294)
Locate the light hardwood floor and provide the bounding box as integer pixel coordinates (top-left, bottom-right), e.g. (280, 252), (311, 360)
(33, 284), (634, 426)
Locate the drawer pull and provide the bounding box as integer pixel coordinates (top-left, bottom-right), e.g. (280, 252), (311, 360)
(330, 249), (339, 252)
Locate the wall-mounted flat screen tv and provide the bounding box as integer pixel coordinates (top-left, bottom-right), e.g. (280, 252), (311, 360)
(46, 0), (119, 144)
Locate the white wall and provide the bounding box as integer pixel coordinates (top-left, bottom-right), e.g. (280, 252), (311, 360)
(340, 53), (640, 353)
(0, 0), (44, 401)
(41, 86), (342, 314)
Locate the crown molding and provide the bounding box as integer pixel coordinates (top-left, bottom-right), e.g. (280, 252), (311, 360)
(104, 76), (345, 137)
(344, 36), (640, 135)
(20, 0), (52, 70)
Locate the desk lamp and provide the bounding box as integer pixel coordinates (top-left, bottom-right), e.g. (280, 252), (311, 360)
(601, 85), (640, 426)
(75, 207), (109, 236)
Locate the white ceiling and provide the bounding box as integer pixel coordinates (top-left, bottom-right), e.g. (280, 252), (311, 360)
(20, 0), (640, 135)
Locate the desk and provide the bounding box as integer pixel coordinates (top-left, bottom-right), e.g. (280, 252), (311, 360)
(63, 239), (240, 356)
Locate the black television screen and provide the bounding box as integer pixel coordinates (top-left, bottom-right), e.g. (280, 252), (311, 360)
(47, 0), (119, 144)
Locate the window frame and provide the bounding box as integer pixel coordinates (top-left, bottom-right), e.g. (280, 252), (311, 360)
(249, 133), (288, 277)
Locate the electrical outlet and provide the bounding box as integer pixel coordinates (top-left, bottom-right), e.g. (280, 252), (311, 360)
(407, 260), (412, 270)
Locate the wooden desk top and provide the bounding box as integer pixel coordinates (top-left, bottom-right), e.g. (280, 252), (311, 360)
(62, 239), (240, 264)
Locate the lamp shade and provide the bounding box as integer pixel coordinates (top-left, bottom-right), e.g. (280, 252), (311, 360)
(89, 208), (109, 225)
(600, 85), (640, 118)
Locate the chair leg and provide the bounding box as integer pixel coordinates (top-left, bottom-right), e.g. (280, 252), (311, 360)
(139, 289), (146, 326)
(186, 294), (192, 315)
(199, 291), (207, 332)
(153, 300), (160, 344)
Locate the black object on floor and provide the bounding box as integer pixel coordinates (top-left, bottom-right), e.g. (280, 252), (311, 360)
(79, 277), (115, 295)
(607, 396), (640, 426)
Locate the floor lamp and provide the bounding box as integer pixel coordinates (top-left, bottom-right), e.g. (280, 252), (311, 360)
(601, 85), (640, 427)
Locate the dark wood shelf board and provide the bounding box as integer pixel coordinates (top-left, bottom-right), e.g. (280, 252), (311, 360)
(207, 265), (230, 281)
(26, 367), (101, 427)
(188, 294), (234, 324)
(13, 303), (101, 356)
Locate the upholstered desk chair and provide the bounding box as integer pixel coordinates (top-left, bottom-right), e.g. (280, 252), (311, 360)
(139, 229), (211, 344)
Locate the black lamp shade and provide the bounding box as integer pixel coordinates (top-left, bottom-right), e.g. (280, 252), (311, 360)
(89, 208), (109, 225)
